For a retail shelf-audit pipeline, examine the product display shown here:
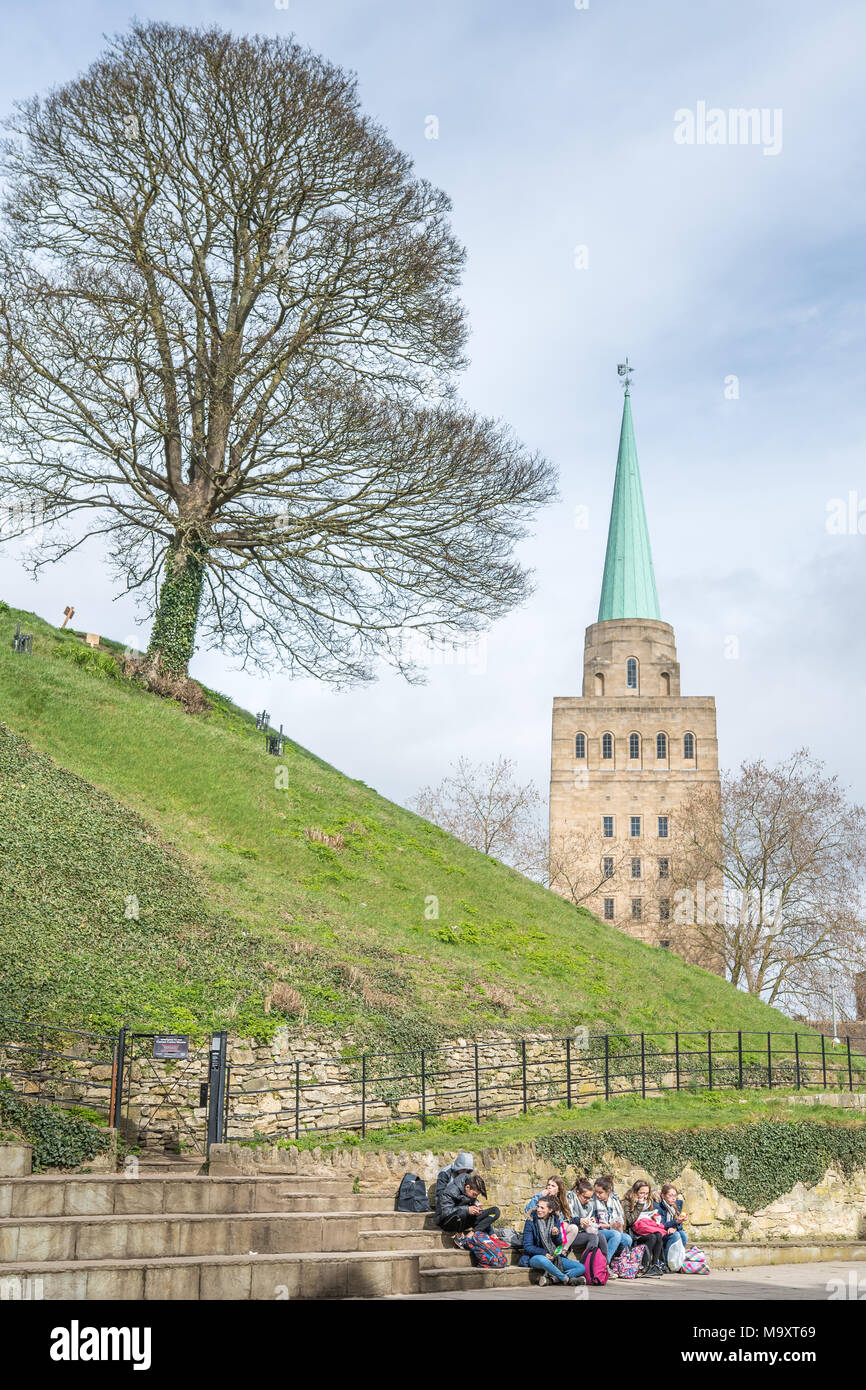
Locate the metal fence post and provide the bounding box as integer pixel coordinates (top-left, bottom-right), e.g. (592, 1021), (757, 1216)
(222, 1063), (231, 1142)
(521, 1039), (528, 1113)
(794, 1034), (801, 1090)
(821, 1034), (827, 1089)
(707, 1030), (713, 1090)
(361, 1053), (367, 1137)
(474, 1044), (480, 1124)
(738, 1030), (743, 1090)
(294, 1060), (300, 1140)
(111, 1026), (127, 1130)
(767, 1031), (772, 1089)
(640, 1033), (646, 1099)
(604, 1034), (610, 1102)
(566, 1036), (572, 1109)
(847, 1037), (854, 1092)
(206, 1031), (228, 1157)
(420, 1049), (426, 1130)
(674, 1032), (680, 1091)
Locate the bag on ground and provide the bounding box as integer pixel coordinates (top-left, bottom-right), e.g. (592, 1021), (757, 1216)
(495, 1226), (523, 1248)
(682, 1245), (710, 1274)
(395, 1172), (430, 1213)
(464, 1230), (508, 1269)
(582, 1247), (609, 1285)
(610, 1249), (642, 1280)
(666, 1240), (686, 1272)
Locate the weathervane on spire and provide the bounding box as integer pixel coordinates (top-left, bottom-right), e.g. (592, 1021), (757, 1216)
(617, 357), (634, 392)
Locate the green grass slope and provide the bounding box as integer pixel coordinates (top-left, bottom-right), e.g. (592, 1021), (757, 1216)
(0, 603), (813, 1044)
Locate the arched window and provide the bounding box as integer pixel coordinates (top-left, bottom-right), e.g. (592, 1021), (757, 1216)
(595, 672), (605, 696)
(602, 732), (613, 760)
(683, 732), (695, 760)
(574, 733), (586, 759)
(628, 732), (640, 760)
(660, 671), (670, 695)
(656, 732), (667, 760)
(626, 657), (638, 690)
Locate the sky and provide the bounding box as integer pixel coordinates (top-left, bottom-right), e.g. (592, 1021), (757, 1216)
(1, 0), (865, 815)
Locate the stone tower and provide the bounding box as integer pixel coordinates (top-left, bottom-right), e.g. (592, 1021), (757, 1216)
(549, 374), (721, 958)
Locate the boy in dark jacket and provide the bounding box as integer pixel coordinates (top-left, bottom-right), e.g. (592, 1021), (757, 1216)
(519, 1197), (587, 1286)
(436, 1171), (501, 1235)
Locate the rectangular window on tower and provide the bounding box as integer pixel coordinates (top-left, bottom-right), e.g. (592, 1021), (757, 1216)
(603, 856), (614, 878)
(603, 816), (614, 838)
(604, 898), (615, 921)
(658, 857), (670, 878)
(659, 898), (671, 921)
(631, 857), (641, 879)
(631, 898), (642, 921)
(630, 815), (641, 838)
(658, 815), (669, 838)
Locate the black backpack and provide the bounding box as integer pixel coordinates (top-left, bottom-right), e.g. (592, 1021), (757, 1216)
(396, 1172), (430, 1212)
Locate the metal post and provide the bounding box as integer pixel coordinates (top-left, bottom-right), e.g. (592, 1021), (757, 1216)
(474, 1044), (480, 1124)
(420, 1050), (426, 1130)
(361, 1054), (367, 1138)
(521, 1039), (528, 1113)
(767, 1032), (772, 1089)
(294, 1060), (300, 1140)
(707, 1031), (713, 1090)
(794, 1034), (801, 1090)
(222, 1063), (231, 1142)
(604, 1034), (610, 1102)
(206, 1031), (228, 1156)
(847, 1037), (854, 1092)
(738, 1031), (743, 1090)
(566, 1037), (572, 1109)
(640, 1034), (646, 1100)
(111, 1027), (127, 1130)
(674, 1032), (680, 1091)
(821, 1034), (827, 1089)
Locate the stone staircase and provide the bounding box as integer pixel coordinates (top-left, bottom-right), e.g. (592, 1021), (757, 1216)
(2, 1173), (865, 1298)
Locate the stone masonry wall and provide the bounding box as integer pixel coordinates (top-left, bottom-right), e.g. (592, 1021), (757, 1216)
(211, 1135), (866, 1243)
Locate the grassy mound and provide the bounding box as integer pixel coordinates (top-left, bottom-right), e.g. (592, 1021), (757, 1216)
(0, 603), (823, 1043)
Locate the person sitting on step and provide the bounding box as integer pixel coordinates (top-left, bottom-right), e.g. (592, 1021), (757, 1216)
(524, 1175), (580, 1255)
(519, 1196), (587, 1287)
(434, 1151), (475, 1225)
(566, 1177), (608, 1262)
(592, 1174), (632, 1271)
(623, 1179), (666, 1277)
(437, 1169), (501, 1237)
(656, 1183), (688, 1265)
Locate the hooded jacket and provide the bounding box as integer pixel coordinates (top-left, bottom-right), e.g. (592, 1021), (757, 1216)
(434, 1153), (475, 1219)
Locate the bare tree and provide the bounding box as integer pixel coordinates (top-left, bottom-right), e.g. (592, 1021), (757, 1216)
(0, 22), (554, 680)
(410, 756), (542, 873)
(669, 750), (866, 1010)
(546, 829), (630, 907)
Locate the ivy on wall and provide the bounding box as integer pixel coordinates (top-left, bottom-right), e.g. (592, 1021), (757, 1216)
(0, 1084), (111, 1171)
(537, 1121), (866, 1214)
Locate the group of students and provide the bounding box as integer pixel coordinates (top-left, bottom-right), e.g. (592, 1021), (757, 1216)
(434, 1151), (689, 1287)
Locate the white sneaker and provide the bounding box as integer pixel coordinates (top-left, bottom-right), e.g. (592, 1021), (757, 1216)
(537, 1273), (549, 1287)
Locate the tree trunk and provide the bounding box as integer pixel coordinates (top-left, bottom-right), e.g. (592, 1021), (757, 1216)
(146, 534), (207, 677)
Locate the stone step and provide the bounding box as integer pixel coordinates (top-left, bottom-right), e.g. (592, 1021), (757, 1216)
(419, 1263), (531, 1293)
(0, 1249), (429, 1300)
(0, 1175), (358, 1219)
(358, 1228), (453, 1252)
(0, 1208), (426, 1262)
(704, 1240), (866, 1270)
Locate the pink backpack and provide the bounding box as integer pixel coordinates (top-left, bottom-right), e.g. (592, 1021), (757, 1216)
(581, 1247), (609, 1285)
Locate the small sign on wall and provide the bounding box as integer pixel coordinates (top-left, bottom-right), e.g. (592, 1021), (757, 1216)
(152, 1034), (189, 1060)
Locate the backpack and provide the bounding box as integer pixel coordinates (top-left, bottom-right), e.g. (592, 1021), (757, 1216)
(395, 1172), (430, 1213)
(610, 1249), (643, 1280)
(666, 1240), (686, 1272)
(464, 1230), (508, 1269)
(682, 1245), (710, 1274)
(582, 1247), (609, 1285)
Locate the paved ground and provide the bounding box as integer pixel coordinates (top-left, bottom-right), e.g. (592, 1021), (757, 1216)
(394, 1261), (861, 1300)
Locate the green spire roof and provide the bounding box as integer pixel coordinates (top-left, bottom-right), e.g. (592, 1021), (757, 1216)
(597, 388), (661, 622)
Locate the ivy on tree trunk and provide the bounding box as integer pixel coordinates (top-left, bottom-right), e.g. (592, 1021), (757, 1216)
(146, 536), (207, 677)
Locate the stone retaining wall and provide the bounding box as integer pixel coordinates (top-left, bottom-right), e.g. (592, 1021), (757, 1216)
(210, 1136), (866, 1242)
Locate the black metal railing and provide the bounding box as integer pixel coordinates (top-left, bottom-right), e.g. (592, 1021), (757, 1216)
(223, 1028), (865, 1143)
(0, 1016), (120, 1121)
